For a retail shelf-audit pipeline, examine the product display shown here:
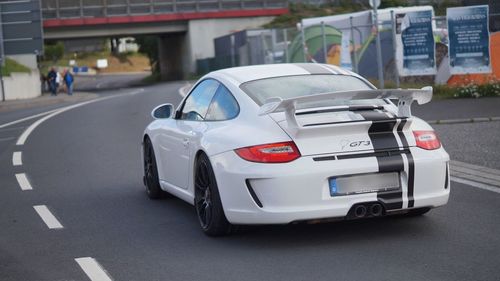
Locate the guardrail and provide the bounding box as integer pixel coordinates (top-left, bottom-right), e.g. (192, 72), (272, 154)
(41, 0), (288, 19)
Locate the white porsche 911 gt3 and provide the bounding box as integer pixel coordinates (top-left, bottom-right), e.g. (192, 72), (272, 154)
(142, 63), (450, 236)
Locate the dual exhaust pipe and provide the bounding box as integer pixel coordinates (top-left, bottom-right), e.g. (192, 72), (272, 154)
(352, 202), (384, 218)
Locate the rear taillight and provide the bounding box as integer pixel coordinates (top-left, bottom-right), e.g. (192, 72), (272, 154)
(235, 141), (301, 163)
(413, 130), (441, 150)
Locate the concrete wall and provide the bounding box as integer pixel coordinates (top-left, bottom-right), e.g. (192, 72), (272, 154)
(7, 54), (38, 70)
(185, 16), (275, 74)
(2, 70), (42, 100)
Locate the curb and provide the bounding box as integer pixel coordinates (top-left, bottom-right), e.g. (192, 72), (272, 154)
(429, 116), (500, 125)
(178, 83), (193, 97)
(0, 92), (99, 113)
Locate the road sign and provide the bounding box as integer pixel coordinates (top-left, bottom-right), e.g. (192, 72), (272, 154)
(0, 0), (43, 57)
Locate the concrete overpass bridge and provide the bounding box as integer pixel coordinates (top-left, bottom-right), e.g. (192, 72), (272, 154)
(41, 0), (288, 79)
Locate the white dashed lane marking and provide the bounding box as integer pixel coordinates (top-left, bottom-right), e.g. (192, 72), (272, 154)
(33, 205), (64, 229)
(12, 151), (22, 166)
(15, 173), (32, 190)
(75, 257), (113, 281)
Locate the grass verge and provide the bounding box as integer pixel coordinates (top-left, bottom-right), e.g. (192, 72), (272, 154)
(1, 58), (31, 76)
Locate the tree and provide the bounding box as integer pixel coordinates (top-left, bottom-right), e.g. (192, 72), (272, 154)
(135, 36), (159, 76)
(44, 42), (65, 62)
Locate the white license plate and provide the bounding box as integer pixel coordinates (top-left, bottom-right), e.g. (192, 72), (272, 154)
(329, 172), (400, 196)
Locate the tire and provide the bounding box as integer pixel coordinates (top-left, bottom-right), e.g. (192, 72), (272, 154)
(194, 153), (232, 236)
(143, 138), (167, 199)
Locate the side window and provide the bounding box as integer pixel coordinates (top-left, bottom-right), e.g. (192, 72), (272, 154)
(181, 79), (219, 121)
(206, 85), (240, 121)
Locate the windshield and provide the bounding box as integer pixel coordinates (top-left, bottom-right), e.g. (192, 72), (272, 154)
(240, 74), (385, 108)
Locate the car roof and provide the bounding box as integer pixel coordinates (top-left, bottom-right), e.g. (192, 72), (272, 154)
(210, 63), (363, 85)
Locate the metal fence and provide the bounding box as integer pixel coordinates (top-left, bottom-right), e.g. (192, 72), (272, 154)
(204, 13), (454, 83)
(41, 0), (288, 19)
(198, 27), (298, 74)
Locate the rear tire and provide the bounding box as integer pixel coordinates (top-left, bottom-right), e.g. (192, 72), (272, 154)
(143, 138), (167, 199)
(194, 153), (232, 236)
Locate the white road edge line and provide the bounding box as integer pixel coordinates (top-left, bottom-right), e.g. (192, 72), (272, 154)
(0, 109), (57, 129)
(75, 257), (113, 281)
(33, 205), (64, 229)
(16, 89), (143, 146)
(178, 83), (191, 97)
(15, 173), (32, 190)
(12, 151), (22, 166)
(451, 177), (500, 194)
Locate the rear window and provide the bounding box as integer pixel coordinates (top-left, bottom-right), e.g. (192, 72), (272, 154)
(240, 74), (385, 107)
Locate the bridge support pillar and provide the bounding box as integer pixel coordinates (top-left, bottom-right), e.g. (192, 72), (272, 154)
(158, 33), (187, 81)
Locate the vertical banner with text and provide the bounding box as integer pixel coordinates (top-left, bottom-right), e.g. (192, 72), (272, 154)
(340, 31), (353, 71)
(396, 10), (436, 76)
(447, 5), (491, 74)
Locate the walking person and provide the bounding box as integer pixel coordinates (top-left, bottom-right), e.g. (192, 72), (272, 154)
(55, 70), (62, 94)
(64, 70), (74, 96)
(47, 67), (58, 96)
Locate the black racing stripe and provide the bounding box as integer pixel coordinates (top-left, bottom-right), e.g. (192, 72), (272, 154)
(314, 149), (411, 161)
(369, 119), (398, 132)
(376, 154), (405, 210)
(377, 190), (403, 210)
(295, 63), (332, 74)
(377, 154), (405, 173)
(304, 120), (370, 127)
(313, 155), (336, 161)
(397, 119), (409, 147)
(295, 106), (385, 116)
(368, 120), (399, 151)
(444, 164), (449, 189)
(367, 116), (404, 210)
(407, 153), (415, 208)
(358, 111), (391, 121)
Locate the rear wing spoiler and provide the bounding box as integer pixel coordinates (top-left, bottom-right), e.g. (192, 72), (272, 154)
(258, 87), (433, 128)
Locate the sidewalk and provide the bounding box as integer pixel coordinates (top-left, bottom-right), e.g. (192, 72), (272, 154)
(0, 92), (99, 113)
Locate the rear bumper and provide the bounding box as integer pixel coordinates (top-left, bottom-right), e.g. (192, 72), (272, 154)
(210, 147), (450, 224)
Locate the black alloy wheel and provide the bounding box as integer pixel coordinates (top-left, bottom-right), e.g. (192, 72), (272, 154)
(143, 138), (166, 199)
(194, 153), (232, 236)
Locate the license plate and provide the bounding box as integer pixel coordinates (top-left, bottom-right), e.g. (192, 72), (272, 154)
(329, 172), (400, 196)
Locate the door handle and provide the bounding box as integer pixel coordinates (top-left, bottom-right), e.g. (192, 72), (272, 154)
(182, 138), (190, 147)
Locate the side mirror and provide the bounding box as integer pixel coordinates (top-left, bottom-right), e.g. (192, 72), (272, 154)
(151, 103), (174, 119)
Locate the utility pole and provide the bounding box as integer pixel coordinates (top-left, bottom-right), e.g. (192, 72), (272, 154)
(0, 5), (5, 102)
(391, 10), (400, 88)
(371, 0), (384, 89)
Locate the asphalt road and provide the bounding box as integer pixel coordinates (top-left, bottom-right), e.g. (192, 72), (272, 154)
(73, 72), (150, 91)
(1, 82), (499, 281)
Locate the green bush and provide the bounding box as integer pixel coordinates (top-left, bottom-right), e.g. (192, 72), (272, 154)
(452, 82), (500, 98)
(44, 42), (65, 62)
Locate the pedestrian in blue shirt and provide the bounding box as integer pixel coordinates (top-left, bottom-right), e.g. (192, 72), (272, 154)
(47, 67), (58, 96)
(64, 70), (74, 96)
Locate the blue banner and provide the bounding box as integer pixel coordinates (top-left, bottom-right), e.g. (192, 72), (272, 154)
(447, 5), (491, 74)
(396, 10), (436, 76)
